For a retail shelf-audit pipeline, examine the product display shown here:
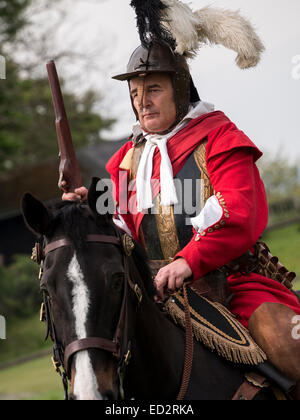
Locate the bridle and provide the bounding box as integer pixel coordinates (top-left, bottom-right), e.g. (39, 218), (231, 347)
(33, 229), (193, 401)
(34, 231), (143, 400)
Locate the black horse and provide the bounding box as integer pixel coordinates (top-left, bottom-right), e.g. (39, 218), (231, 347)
(21, 180), (276, 400)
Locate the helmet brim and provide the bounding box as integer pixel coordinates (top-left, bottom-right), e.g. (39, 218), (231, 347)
(112, 69), (175, 81)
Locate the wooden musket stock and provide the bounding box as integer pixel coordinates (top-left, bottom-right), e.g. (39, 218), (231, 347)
(46, 60), (82, 193)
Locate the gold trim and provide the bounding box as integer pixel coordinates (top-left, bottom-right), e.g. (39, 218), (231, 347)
(193, 141), (214, 205)
(197, 192), (230, 237)
(119, 147), (135, 171)
(122, 234), (135, 256)
(165, 292), (267, 366)
(129, 142), (146, 181)
(40, 303), (45, 322)
(51, 356), (60, 373)
(245, 373), (269, 389)
(130, 141), (181, 258)
(154, 193), (181, 259)
(175, 293), (247, 345)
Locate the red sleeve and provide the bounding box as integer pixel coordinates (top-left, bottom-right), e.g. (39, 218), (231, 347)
(106, 141), (133, 179)
(106, 140), (139, 240)
(106, 140), (134, 204)
(175, 139), (268, 281)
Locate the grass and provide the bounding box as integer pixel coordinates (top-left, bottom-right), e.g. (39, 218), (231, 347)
(262, 222), (300, 290)
(0, 313), (63, 400)
(0, 313), (50, 364)
(268, 210), (300, 227)
(0, 355), (63, 400)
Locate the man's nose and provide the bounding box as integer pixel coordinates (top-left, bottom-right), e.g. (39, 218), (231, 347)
(138, 92), (150, 111)
(137, 82), (150, 111)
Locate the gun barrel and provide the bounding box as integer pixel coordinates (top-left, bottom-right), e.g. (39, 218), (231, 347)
(47, 60), (82, 193)
(46, 61), (66, 118)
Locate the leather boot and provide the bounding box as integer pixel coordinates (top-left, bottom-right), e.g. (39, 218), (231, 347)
(248, 302), (300, 400)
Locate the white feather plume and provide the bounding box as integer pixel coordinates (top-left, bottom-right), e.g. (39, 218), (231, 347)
(160, 1), (265, 68)
(194, 6), (265, 69)
(160, 0), (200, 57)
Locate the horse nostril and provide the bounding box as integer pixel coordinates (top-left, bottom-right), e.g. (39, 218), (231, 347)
(102, 390), (115, 400)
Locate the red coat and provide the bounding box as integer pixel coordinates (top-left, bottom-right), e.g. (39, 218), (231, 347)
(106, 111), (300, 328)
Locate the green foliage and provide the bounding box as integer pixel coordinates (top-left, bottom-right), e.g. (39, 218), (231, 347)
(0, 314), (50, 364)
(0, 354), (62, 400)
(0, 57), (115, 174)
(258, 154), (300, 203)
(0, 0), (115, 176)
(0, 255), (40, 319)
(0, 0), (32, 41)
(262, 223), (300, 277)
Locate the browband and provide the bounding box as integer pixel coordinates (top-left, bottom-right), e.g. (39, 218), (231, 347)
(44, 235), (122, 256)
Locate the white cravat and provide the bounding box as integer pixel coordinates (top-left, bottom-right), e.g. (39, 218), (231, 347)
(135, 101), (215, 213)
(136, 132), (178, 212)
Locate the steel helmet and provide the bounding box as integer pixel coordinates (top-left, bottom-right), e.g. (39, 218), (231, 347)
(112, 40), (200, 125)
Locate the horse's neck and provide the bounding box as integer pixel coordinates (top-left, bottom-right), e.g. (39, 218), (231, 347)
(127, 297), (185, 398)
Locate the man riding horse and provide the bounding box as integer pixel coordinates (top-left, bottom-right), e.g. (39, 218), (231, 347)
(63, 0), (300, 398)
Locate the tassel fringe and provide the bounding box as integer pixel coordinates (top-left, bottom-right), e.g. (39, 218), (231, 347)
(165, 298), (267, 366)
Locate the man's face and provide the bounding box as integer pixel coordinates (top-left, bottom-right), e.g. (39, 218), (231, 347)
(129, 73), (177, 133)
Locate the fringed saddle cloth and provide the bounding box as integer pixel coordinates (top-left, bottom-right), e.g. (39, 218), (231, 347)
(165, 284), (266, 366)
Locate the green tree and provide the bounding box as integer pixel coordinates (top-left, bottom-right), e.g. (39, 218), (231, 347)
(0, 0), (115, 176)
(258, 154), (300, 203)
(0, 255), (40, 319)
(0, 57), (114, 173)
(0, 0), (32, 42)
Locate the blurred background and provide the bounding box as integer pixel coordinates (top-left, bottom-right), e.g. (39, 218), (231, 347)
(0, 0), (299, 400)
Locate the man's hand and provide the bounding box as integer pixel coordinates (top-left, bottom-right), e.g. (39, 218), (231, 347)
(61, 181), (88, 203)
(154, 258), (193, 301)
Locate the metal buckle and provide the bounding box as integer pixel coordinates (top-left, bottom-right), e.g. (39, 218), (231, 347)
(122, 234), (135, 257)
(40, 303), (46, 322)
(38, 263), (44, 281)
(124, 349), (131, 366)
(51, 356), (69, 400)
(31, 243), (43, 265)
(134, 284), (143, 304)
(51, 356), (61, 373)
(245, 373), (269, 389)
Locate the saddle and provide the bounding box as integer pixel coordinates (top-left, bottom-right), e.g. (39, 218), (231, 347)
(165, 278), (267, 366)
(154, 246), (298, 400)
(164, 281), (295, 400)
(152, 240), (299, 363)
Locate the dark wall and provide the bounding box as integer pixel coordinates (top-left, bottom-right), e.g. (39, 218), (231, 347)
(0, 215), (36, 265)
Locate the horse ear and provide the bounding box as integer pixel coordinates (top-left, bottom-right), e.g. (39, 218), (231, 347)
(21, 193), (51, 236)
(88, 177), (113, 221)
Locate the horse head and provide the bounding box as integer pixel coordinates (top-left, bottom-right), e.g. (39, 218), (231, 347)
(21, 178), (155, 400)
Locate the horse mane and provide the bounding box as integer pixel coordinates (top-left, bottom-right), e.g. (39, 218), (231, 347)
(48, 201), (157, 299)
(47, 201), (89, 249)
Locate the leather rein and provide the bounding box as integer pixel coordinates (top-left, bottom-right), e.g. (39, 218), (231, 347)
(35, 231), (193, 400)
(36, 232), (142, 400)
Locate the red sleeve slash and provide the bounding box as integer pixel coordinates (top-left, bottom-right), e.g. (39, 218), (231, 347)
(175, 142), (268, 281)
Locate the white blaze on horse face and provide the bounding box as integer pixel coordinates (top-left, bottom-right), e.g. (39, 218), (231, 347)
(67, 253), (103, 400)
